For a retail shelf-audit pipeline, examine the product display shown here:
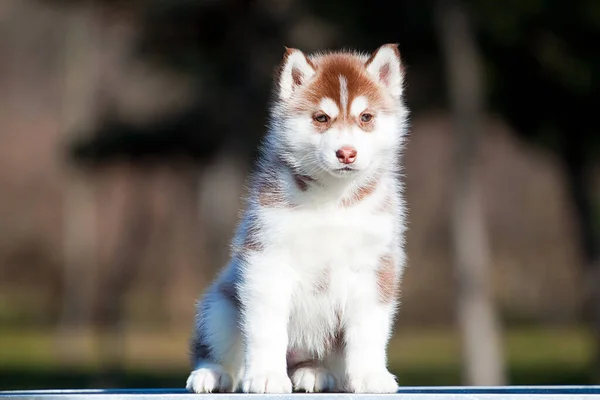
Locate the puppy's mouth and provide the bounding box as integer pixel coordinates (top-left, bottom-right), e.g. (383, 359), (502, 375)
(332, 166), (359, 175)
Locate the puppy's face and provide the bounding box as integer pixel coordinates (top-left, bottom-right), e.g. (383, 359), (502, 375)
(272, 45), (407, 179)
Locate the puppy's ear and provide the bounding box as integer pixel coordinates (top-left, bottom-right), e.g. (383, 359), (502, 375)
(277, 47), (316, 100)
(366, 43), (404, 98)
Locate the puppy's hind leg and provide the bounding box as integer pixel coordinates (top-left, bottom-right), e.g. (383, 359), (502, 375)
(186, 286), (242, 393)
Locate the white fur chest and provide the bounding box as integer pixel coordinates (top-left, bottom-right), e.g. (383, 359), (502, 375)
(265, 199), (394, 274)
(257, 196), (397, 355)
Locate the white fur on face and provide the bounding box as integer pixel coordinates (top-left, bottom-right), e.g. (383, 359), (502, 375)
(319, 98), (339, 119)
(350, 96), (368, 117)
(339, 75), (349, 112)
(318, 127), (363, 173)
(281, 108), (402, 178)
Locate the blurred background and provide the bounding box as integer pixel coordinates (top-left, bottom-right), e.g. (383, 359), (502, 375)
(0, 0), (599, 390)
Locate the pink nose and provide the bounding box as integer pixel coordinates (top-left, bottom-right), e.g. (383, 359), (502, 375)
(336, 146), (357, 164)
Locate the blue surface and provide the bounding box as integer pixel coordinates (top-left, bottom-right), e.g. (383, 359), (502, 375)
(2, 387), (600, 395)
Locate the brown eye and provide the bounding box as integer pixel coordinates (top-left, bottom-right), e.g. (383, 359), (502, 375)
(314, 114), (330, 123)
(360, 113), (373, 123)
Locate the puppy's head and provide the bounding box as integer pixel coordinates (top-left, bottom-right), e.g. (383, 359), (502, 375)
(271, 44), (408, 179)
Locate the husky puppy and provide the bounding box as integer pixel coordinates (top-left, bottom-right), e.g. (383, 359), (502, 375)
(186, 44), (409, 394)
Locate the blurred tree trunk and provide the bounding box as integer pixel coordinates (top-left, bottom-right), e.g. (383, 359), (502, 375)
(164, 162), (204, 327)
(145, 161), (204, 328)
(435, 0), (506, 385)
(561, 138), (600, 382)
(57, 2), (101, 364)
(93, 164), (153, 387)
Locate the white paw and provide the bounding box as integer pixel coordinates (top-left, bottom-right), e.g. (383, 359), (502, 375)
(186, 364), (234, 393)
(346, 370), (398, 393)
(291, 366), (337, 392)
(241, 371), (292, 393)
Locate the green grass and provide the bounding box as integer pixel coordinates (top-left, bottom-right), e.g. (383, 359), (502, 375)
(0, 326), (595, 390)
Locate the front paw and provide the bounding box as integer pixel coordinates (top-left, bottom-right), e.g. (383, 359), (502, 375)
(186, 364), (234, 393)
(241, 371), (293, 394)
(291, 366), (337, 393)
(346, 370), (398, 393)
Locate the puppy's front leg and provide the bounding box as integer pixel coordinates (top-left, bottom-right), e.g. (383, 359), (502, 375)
(342, 273), (399, 393)
(239, 253), (293, 393)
